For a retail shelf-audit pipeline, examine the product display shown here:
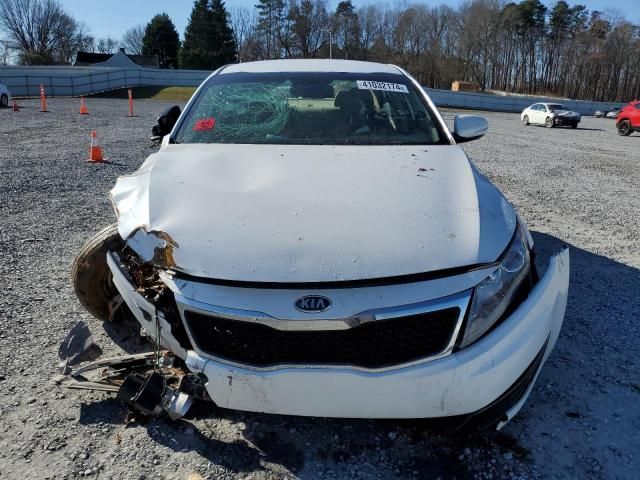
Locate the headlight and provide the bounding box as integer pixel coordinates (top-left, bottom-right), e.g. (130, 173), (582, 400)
(459, 226), (531, 348)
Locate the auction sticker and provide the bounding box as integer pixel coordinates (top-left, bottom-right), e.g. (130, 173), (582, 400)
(193, 117), (216, 131)
(356, 80), (409, 94)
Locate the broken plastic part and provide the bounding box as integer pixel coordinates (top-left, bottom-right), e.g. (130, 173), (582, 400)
(126, 228), (178, 268)
(116, 371), (193, 420)
(115, 249), (166, 301)
(159, 351), (175, 368)
(165, 391), (193, 420)
(118, 372), (166, 417)
(186, 350), (209, 373)
(55, 344), (204, 421)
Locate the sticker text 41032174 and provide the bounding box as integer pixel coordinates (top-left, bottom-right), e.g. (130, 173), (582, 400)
(356, 81), (409, 94)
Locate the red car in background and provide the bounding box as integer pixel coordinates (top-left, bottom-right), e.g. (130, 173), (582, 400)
(616, 100), (640, 136)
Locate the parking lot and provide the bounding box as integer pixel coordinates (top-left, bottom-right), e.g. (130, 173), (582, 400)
(0, 97), (638, 479)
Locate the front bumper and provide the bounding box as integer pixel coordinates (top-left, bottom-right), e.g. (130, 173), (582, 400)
(108, 249), (569, 420)
(554, 116), (580, 126)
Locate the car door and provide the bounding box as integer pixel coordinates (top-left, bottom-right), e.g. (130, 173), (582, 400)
(537, 104), (548, 124)
(533, 104), (545, 124)
(631, 103), (640, 126)
(540, 105), (551, 124)
(528, 104), (540, 124)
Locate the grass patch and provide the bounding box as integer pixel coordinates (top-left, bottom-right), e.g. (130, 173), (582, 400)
(90, 86), (196, 101)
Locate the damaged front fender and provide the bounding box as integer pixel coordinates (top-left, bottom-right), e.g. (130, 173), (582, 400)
(109, 155), (183, 273)
(126, 228), (178, 269)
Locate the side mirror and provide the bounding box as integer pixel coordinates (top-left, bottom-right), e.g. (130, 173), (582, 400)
(452, 115), (488, 143)
(152, 105), (181, 139)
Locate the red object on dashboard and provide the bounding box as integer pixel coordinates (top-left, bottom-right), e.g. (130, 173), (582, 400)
(193, 118), (216, 131)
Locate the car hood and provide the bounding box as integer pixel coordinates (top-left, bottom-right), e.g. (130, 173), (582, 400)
(553, 109), (579, 117)
(111, 144), (516, 283)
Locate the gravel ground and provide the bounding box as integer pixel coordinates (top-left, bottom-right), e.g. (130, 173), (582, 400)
(0, 98), (638, 480)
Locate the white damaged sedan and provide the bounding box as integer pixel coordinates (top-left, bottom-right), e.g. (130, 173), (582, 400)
(521, 102), (581, 128)
(68, 60), (569, 431)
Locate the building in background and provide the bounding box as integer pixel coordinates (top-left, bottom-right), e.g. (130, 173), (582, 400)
(451, 81), (480, 92)
(74, 48), (159, 68)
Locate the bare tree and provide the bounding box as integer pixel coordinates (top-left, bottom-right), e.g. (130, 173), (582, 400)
(357, 5), (381, 60)
(225, 0), (640, 101)
(289, 0), (329, 58)
(457, 0), (501, 90)
(96, 36), (119, 54)
(56, 20), (93, 63)
(122, 25), (144, 55)
(0, 40), (12, 64)
(0, 0), (88, 64)
(229, 7), (257, 62)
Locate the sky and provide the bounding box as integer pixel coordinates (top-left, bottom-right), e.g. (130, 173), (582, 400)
(59, 0), (640, 43)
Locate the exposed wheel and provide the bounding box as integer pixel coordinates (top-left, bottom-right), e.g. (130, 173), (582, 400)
(0, 94), (8, 108)
(522, 115), (529, 126)
(545, 117), (554, 128)
(617, 120), (632, 136)
(571, 122), (578, 129)
(71, 224), (126, 322)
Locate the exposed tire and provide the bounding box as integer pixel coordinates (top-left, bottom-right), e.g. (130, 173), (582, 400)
(571, 122), (578, 129)
(545, 117), (554, 128)
(617, 120), (632, 136)
(522, 115), (529, 126)
(71, 224), (126, 322)
(0, 94), (8, 108)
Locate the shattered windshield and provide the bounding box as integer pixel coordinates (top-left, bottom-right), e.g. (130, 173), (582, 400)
(173, 72), (447, 145)
(548, 104), (566, 111)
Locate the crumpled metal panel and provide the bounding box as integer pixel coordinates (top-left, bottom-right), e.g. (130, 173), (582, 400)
(109, 143), (516, 282)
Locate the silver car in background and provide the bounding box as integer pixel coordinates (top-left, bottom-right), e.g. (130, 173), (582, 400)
(0, 83), (11, 108)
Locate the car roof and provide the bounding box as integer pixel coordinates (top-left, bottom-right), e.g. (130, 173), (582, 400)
(221, 59), (402, 75)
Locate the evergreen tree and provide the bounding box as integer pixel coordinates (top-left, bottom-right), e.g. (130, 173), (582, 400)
(142, 13), (180, 68)
(180, 0), (237, 69)
(334, 1), (359, 60)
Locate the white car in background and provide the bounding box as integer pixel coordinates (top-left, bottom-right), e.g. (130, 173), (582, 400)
(521, 103), (581, 128)
(605, 109), (620, 119)
(65, 59), (569, 432)
(0, 83), (11, 108)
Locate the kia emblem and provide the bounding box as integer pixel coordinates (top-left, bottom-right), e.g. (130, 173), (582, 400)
(295, 295), (332, 313)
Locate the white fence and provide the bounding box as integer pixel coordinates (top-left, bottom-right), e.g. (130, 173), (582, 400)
(425, 88), (624, 115)
(0, 65), (625, 115)
(0, 65), (211, 97)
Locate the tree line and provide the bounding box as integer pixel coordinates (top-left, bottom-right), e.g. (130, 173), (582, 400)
(237, 0), (640, 102)
(1, 0), (639, 102)
(0, 0), (235, 69)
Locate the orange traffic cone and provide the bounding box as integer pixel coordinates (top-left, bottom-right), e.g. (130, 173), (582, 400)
(127, 89), (136, 117)
(79, 96), (89, 115)
(87, 131), (104, 163)
(39, 84), (48, 112)
(12, 100), (19, 112)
